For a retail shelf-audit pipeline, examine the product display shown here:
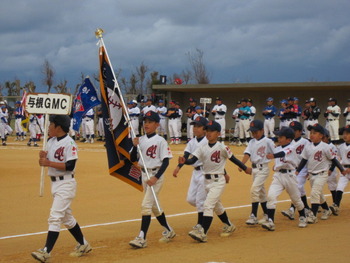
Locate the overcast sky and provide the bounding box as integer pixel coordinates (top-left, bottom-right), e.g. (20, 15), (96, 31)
(1, 0), (349, 93)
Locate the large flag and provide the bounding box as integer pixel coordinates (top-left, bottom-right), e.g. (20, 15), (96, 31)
(72, 77), (101, 131)
(98, 45), (142, 191)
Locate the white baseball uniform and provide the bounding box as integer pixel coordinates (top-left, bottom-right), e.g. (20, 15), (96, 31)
(82, 109), (95, 142)
(244, 136), (275, 203)
(301, 141), (336, 204)
(128, 106), (140, 137)
(177, 108), (183, 141)
(137, 134), (173, 216)
(232, 108), (240, 138)
(167, 107), (180, 143)
(212, 104), (227, 139)
(156, 106), (167, 136)
(249, 106), (256, 122)
(0, 110), (13, 140)
(267, 144), (304, 212)
(46, 135), (78, 232)
(184, 136), (208, 212)
(291, 137), (310, 197)
(327, 142), (339, 191)
(343, 106), (350, 126)
(335, 142), (350, 192)
(326, 105), (341, 141)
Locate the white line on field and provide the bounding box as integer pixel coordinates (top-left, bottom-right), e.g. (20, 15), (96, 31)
(1, 192), (348, 241)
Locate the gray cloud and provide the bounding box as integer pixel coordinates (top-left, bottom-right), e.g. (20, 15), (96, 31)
(0, 0), (349, 92)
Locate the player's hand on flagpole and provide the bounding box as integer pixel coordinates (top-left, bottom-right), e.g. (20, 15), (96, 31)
(147, 176), (158, 186)
(173, 166), (180, 177)
(132, 137), (139, 147)
(39, 150), (48, 159)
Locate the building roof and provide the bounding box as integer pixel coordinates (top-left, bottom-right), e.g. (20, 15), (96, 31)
(153, 81), (350, 93)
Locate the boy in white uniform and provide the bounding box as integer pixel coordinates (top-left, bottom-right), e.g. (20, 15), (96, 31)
(31, 115), (91, 262)
(156, 100), (168, 140)
(211, 97), (227, 143)
(0, 105), (13, 146)
(343, 99), (350, 126)
(241, 120), (275, 225)
(281, 121), (312, 220)
(127, 100), (140, 137)
(231, 101), (241, 145)
(129, 111), (175, 248)
(329, 125), (350, 215)
(262, 127), (307, 231)
(27, 114), (39, 147)
(296, 124), (345, 223)
(179, 121), (251, 242)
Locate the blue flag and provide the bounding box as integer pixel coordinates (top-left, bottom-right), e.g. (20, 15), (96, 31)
(72, 77), (101, 131)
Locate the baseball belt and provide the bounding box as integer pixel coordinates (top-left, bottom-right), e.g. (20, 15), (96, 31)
(278, 169), (294, 174)
(205, 174), (219, 180)
(343, 165), (350, 168)
(309, 171), (327, 176)
(252, 163), (267, 169)
(194, 166), (202, 171)
(141, 167), (159, 173)
(50, 174), (74, 182)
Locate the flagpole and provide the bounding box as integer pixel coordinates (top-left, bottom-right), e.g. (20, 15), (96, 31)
(95, 29), (162, 213)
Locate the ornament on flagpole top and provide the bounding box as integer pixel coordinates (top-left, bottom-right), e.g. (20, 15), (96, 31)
(95, 28), (104, 39)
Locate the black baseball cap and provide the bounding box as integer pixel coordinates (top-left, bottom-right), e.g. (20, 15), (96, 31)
(339, 125), (350, 134)
(143, 111), (160, 123)
(216, 97), (222, 101)
(323, 128), (330, 138)
(328, 97), (336, 102)
(205, 121), (221, 132)
(189, 97), (197, 102)
(273, 127), (295, 139)
(191, 116), (209, 126)
(287, 97), (294, 101)
(307, 123), (325, 135)
(247, 98), (253, 103)
(49, 115), (71, 132)
(241, 98), (248, 102)
(289, 121), (303, 131)
(248, 120), (263, 132)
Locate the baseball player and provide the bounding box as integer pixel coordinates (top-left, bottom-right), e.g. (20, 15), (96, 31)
(240, 120), (275, 226)
(156, 100), (168, 140)
(283, 97), (298, 126)
(324, 98), (341, 144)
(141, 98), (157, 116)
(211, 97), (227, 143)
(247, 99), (256, 122)
(179, 121), (251, 243)
(96, 106), (105, 141)
(31, 115), (91, 262)
(175, 102), (183, 143)
(27, 114), (39, 147)
(281, 121), (312, 220)
(343, 99), (350, 126)
(127, 100), (140, 138)
(238, 98), (251, 146)
(294, 97), (302, 122)
(173, 116), (208, 227)
(296, 124), (345, 224)
(329, 125), (350, 215)
(0, 105), (13, 146)
(231, 101), (241, 145)
(262, 97), (277, 139)
(193, 106), (203, 120)
(14, 101), (25, 141)
(278, 99), (287, 129)
(185, 98), (197, 142)
(82, 108), (95, 143)
(301, 100), (311, 138)
(262, 127), (307, 231)
(129, 111), (175, 248)
(166, 101), (180, 144)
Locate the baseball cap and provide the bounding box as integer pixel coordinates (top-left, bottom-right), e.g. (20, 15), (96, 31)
(241, 98), (248, 102)
(49, 115), (71, 132)
(328, 97), (336, 102)
(216, 97), (222, 101)
(158, 99), (164, 103)
(15, 101), (21, 104)
(127, 100), (133, 105)
(309, 97), (316, 102)
(287, 97), (294, 101)
(307, 123), (325, 135)
(266, 97), (273, 101)
(323, 128), (330, 138)
(248, 120), (263, 132)
(189, 97), (196, 102)
(205, 121), (221, 132)
(169, 100), (176, 105)
(273, 127), (295, 139)
(190, 116), (208, 126)
(132, 100), (137, 104)
(1, 105), (6, 109)
(146, 98), (152, 102)
(194, 106), (202, 110)
(294, 97), (299, 101)
(143, 111), (160, 123)
(280, 99), (288, 104)
(305, 99), (310, 103)
(289, 121), (303, 131)
(339, 125), (350, 134)
(247, 98), (253, 103)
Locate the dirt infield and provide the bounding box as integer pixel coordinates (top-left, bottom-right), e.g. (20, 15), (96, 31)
(1, 140), (350, 263)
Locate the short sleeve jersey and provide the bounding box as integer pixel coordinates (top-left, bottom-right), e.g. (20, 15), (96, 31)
(184, 136), (208, 167)
(138, 134), (173, 169)
(274, 144), (298, 170)
(192, 142), (232, 175)
(244, 136), (275, 165)
(301, 141), (336, 173)
(46, 136), (78, 177)
(291, 137), (310, 162)
(337, 143), (350, 166)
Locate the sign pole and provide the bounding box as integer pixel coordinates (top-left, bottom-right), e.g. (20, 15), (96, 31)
(39, 113), (50, 197)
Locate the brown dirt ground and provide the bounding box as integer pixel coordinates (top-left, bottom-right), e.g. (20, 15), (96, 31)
(1, 139), (350, 263)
